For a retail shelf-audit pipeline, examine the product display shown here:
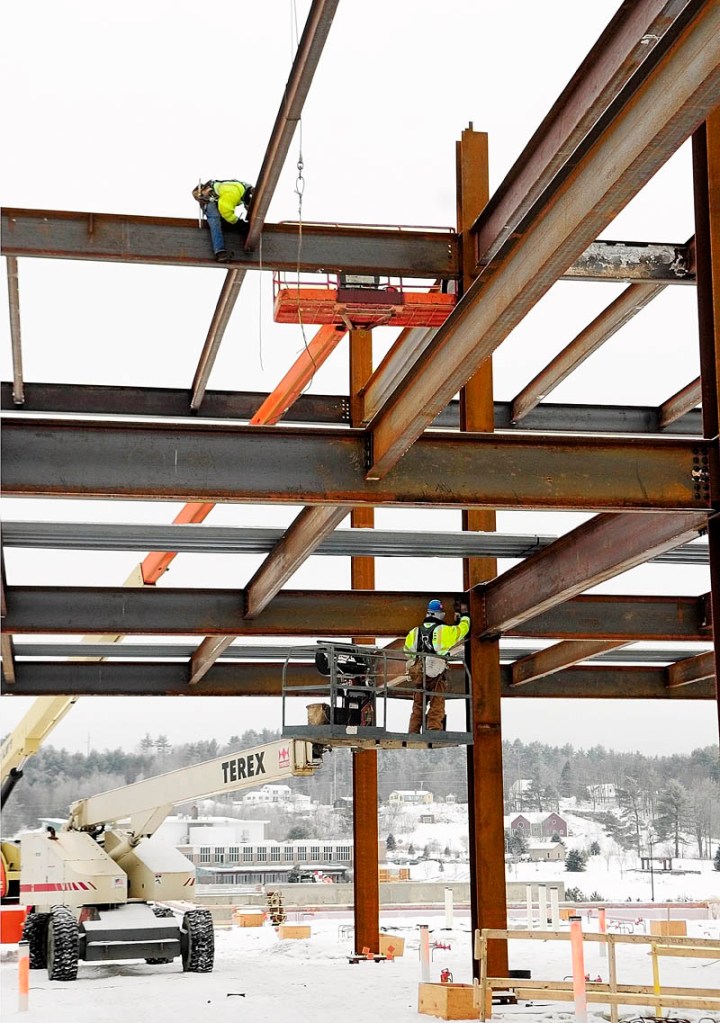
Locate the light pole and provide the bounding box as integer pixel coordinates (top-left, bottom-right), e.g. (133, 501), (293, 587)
(647, 829), (655, 903)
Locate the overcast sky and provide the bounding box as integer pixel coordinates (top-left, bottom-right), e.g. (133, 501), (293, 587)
(1, 1), (717, 757)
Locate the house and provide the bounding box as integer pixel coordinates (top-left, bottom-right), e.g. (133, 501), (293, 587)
(241, 783), (293, 804)
(388, 790), (434, 805)
(528, 840), (566, 862)
(509, 811), (568, 838)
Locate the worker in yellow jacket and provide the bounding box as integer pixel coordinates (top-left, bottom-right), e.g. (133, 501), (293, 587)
(192, 180), (255, 262)
(404, 598), (470, 732)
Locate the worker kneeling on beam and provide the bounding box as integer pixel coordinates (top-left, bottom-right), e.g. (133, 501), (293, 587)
(404, 599), (470, 733)
(192, 179), (255, 262)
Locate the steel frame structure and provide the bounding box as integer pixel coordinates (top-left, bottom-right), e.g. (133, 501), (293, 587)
(2, 0), (719, 970)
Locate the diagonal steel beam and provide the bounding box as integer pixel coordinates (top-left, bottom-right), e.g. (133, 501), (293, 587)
(1, 587), (710, 642)
(509, 640), (629, 687)
(659, 376), (702, 428)
(244, 0), (339, 251)
(190, 269), (247, 410)
(3, 417), (712, 512)
(366, 4), (720, 478)
(510, 283), (666, 423)
(188, 505), (348, 684)
(250, 325), (347, 424)
(666, 649), (715, 687)
(471, 1), (699, 265)
(481, 511), (708, 636)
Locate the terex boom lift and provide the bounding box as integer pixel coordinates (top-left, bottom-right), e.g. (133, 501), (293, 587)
(19, 738), (324, 981)
(1, 697), (79, 901)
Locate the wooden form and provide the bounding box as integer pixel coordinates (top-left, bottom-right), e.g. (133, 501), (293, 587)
(476, 927), (720, 1022)
(418, 981), (492, 1020)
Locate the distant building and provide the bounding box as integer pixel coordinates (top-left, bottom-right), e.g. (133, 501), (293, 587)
(508, 811), (568, 838)
(242, 784), (293, 804)
(389, 790), (434, 805)
(528, 840), (566, 862)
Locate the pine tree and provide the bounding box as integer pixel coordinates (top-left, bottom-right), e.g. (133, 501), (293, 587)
(386, 833), (396, 852)
(714, 847), (720, 872)
(565, 849), (586, 872)
(655, 780), (689, 858)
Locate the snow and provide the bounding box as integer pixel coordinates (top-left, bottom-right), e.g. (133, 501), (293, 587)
(2, 911), (719, 1023)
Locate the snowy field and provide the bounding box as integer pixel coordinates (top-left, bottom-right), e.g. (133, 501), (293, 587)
(2, 909), (719, 1023)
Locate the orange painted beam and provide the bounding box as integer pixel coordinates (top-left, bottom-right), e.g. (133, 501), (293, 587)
(250, 323), (347, 425)
(141, 502), (215, 584)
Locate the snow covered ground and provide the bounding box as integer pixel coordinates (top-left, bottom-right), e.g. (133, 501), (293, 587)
(2, 910), (719, 1023)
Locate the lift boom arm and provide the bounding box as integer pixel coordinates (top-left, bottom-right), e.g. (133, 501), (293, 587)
(66, 738), (323, 840)
(1, 697), (78, 808)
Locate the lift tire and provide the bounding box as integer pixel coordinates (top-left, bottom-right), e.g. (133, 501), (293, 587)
(22, 912), (50, 969)
(47, 906), (79, 981)
(180, 909), (214, 973)
(146, 905), (176, 963)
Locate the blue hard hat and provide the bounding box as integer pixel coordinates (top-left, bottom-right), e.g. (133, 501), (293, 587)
(427, 599), (444, 613)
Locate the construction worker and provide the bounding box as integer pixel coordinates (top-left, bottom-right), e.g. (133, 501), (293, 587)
(404, 598), (470, 733)
(192, 180), (255, 262)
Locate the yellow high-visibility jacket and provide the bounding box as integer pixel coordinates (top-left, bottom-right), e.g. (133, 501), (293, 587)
(404, 614), (470, 677)
(212, 180), (251, 224)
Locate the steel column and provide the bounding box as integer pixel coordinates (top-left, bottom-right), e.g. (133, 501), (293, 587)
(348, 327), (380, 955)
(693, 107), (720, 742)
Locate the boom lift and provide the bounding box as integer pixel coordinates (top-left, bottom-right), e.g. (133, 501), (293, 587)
(1, 697), (79, 901)
(19, 738), (324, 980)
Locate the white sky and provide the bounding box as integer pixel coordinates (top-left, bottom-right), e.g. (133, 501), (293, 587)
(1, 1), (717, 757)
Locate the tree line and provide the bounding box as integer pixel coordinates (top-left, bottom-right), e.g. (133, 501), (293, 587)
(2, 730), (718, 859)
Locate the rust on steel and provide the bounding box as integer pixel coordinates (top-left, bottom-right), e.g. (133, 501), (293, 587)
(367, 4), (720, 477)
(510, 640), (628, 687)
(659, 376), (702, 428)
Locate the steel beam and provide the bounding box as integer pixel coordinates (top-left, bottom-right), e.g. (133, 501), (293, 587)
(659, 377), (702, 428)
(561, 240), (694, 283)
(471, 1), (699, 265)
(0, 209), (457, 279)
(3, 659), (714, 699)
(5, 257), (24, 405)
(482, 511), (709, 636)
(510, 640), (629, 686)
(10, 641), (710, 663)
(244, 0), (339, 251)
(511, 283), (666, 423)
(2, 418), (712, 512)
(2, 383), (706, 435)
(190, 270), (247, 410)
(666, 650), (715, 687)
(2, 587), (710, 641)
(367, 4), (720, 477)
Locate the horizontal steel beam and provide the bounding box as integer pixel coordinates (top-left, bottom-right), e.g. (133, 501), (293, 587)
(1, 588), (710, 641)
(1, 209), (458, 279)
(9, 641), (710, 663)
(2, 659), (712, 699)
(1, 383), (704, 435)
(1, 521), (710, 565)
(2, 418), (712, 511)
(0, 210), (698, 285)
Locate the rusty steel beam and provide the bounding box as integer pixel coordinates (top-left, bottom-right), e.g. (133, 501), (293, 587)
(511, 283), (666, 423)
(482, 511), (708, 636)
(510, 640), (629, 687)
(471, 1), (698, 265)
(3, 418), (712, 512)
(3, 659), (714, 700)
(190, 269), (247, 410)
(5, 257), (24, 405)
(367, 5), (720, 478)
(1, 634), (16, 684)
(659, 376), (702, 428)
(561, 240), (694, 283)
(188, 506), (348, 685)
(2, 382), (707, 435)
(244, 0), (339, 251)
(666, 649), (715, 687)
(2, 587), (710, 642)
(0, 209), (457, 279)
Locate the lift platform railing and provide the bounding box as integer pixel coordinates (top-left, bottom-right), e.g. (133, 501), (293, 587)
(281, 642), (472, 749)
